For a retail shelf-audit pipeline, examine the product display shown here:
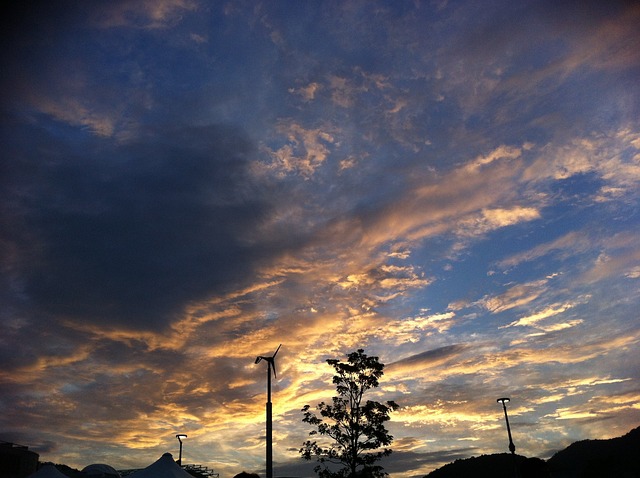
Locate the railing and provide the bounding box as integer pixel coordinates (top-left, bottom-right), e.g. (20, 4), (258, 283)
(183, 463), (220, 478)
(118, 464), (219, 478)
(0, 440), (30, 450)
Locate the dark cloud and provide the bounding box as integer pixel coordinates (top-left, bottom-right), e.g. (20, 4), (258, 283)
(29, 440), (59, 455)
(384, 448), (478, 474)
(273, 447), (479, 478)
(274, 447), (481, 478)
(0, 433), (59, 455)
(389, 344), (468, 368)
(2, 122), (275, 330)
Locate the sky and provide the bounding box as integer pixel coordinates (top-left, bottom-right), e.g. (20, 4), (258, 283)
(1, 1), (639, 477)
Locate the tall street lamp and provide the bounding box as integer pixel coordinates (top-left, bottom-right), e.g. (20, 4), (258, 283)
(497, 398), (518, 478)
(497, 397), (516, 454)
(176, 434), (187, 466)
(255, 344), (281, 478)
(497, 398), (516, 454)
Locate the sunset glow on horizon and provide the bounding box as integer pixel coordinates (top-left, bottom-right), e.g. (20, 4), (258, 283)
(1, 2), (639, 477)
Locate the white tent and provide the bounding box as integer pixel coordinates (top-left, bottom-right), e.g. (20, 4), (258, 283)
(27, 465), (70, 478)
(83, 463), (121, 478)
(128, 453), (194, 478)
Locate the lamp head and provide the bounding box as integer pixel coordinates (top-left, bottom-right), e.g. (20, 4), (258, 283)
(497, 397), (510, 404)
(176, 434), (187, 441)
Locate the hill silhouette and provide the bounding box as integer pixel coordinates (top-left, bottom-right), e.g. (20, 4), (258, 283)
(424, 426), (640, 478)
(424, 452), (529, 478)
(547, 426), (640, 477)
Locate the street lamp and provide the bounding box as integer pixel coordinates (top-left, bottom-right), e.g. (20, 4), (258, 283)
(497, 398), (516, 454)
(255, 344), (281, 478)
(176, 434), (187, 466)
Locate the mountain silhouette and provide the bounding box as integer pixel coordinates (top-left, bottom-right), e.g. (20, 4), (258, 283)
(424, 452), (528, 477)
(547, 426), (640, 477)
(424, 426), (640, 478)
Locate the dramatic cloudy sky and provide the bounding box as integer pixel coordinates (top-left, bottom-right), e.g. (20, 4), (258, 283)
(1, 1), (639, 477)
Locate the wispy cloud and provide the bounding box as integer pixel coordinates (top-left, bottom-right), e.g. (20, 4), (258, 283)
(501, 302), (580, 329)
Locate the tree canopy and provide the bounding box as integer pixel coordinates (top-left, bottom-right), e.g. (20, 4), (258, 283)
(300, 349), (399, 478)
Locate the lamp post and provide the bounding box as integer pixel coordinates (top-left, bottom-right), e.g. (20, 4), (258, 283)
(255, 344), (281, 478)
(497, 398), (515, 455)
(176, 434), (187, 466)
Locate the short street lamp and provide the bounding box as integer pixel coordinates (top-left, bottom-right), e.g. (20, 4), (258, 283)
(497, 398), (516, 454)
(176, 434), (187, 466)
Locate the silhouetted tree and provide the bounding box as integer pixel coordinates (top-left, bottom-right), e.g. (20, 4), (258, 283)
(520, 457), (549, 478)
(300, 349), (399, 478)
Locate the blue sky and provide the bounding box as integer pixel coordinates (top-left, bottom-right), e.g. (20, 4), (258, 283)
(1, 1), (639, 477)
